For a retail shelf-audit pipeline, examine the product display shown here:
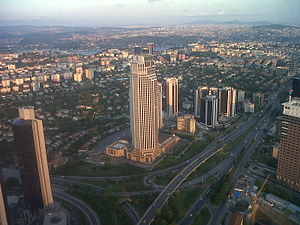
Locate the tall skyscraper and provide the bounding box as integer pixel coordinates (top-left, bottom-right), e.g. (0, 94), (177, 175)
(0, 170), (10, 225)
(133, 46), (142, 55)
(290, 77), (300, 100)
(194, 86), (210, 116)
(219, 87), (237, 117)
(158, 82), (164, 129)
(165, 78), (179, 116)
(147, 43), (154, 55)
(277, 98), (300, 192)
(237, 90), (245, 103)
(128, 55), (160, 163)
(12, 107), (54, 210)
(200, 95), (219, 128)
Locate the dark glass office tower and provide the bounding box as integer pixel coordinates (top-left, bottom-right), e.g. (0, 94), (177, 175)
(12, 107), (53, 211)
(291, 77), (300, 99)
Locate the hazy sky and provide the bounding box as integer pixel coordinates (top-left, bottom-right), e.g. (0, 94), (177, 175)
(0, 0), (299, 26)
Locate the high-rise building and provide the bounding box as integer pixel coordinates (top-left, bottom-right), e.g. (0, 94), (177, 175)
(0, 170), (10, 225)
(158, 82), (164, 129)
(12, 107), (54, 210)
(127, 55), (160, 163)
(290, 77), (300, 100)
(194, 87), (210, 116)
(85, 68), (95, 80)
(219, 87), (237, 117)
(277, 99), (300, 192)
(177, 115), (196, 134)
(165, 78), (179, 115)
(200, 95), (219, 128)
(253, 93), (265, 105)
(237, 90), (245, 103)
(147, 43), (154, 55)
(133, 46), (142, 55)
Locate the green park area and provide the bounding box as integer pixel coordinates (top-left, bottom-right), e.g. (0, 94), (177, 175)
(69, 190), (132, 225)
(152, 186), (203, 225)
(209, 169), (235, 206)
(154, 135), (215, 170)
(74, 175), (152, 192)
(53, 159), (147, 177)
(130, 194), (159, 214)
(191, 207), (211, 225)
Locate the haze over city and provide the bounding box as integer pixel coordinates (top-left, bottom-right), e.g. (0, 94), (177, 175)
(1, 0), (300, 26)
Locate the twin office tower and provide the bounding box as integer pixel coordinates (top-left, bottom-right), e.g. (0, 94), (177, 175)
(0, 107), (53, 225)
(195, 86), (240, 128)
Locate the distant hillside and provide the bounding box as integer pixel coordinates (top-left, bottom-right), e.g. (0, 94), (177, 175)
(184, 20), (273, 26)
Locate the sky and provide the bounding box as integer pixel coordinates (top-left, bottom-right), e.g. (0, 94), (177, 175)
(0, 0), (299, 26)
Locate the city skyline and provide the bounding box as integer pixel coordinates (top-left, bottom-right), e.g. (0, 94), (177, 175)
(1, 0), (300, 26)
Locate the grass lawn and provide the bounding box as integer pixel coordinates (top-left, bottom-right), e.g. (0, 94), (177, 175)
(68, 190), (132, 225)
(251, 151), (277, 168)
(130, 193), (159, 214)
(209, 169), (235, 206)
(152, 186), (203, 225)
(191, 207), (211, 225)
(53, 159), (147, 177)
(77, 176), (152, 192)
(154, 136), (214, 171)
(154, 171), (177, 186)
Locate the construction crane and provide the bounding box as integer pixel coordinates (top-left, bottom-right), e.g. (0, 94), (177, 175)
(250, 175), (270, 225)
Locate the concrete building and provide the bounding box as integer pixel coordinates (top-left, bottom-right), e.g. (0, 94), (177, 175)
(12, 107), (54, 210)
(194, 86), (209, 117)
(165, 78), (179, 115)
(157, 82), (164, 129)
(73, 73), (82, 82)
(237, 90), (245, 103)
(200, 95), (219, 128)
(177, 115), (196, 134)
(128, 55), (160, 163)
(253, 93), (265, 105)
(147, 43), (154, 55)
(219, 87), (237, 117)
(277, 99), (300, 192)
(85, 68), (94, 80)
(244, 100), (255, 113)
(0, 170), (10, 225)
(106, 140), (129, 157)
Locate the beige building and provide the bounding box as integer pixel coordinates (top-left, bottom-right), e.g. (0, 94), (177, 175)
(106, 140), (129, 157)
(73, 73), (82, 82)
(85, 68), (95, 80)
(0, 182), (9, 225)
(244, 100), (255, 113)
(128, 55), (161, 163)
(177, 115), (196, 134)
(158, 82), (164, 129)
(166, 78), (179, 115)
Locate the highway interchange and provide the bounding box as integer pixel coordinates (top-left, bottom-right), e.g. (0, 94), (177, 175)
(3, 91), (290, 225)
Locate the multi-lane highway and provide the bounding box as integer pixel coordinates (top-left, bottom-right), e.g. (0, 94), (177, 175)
(54, 191), (101, 225)
(137, 93), (278, 225)
(178, 93), (279, 225)
(122, 201), (141, 224)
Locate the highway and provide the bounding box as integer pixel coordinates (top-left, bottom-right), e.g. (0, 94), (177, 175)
(122, 201), (141, 224)
(54, 191), (101, 225)
(137, 93), (277, 225)
(178, 93), (279, 225)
